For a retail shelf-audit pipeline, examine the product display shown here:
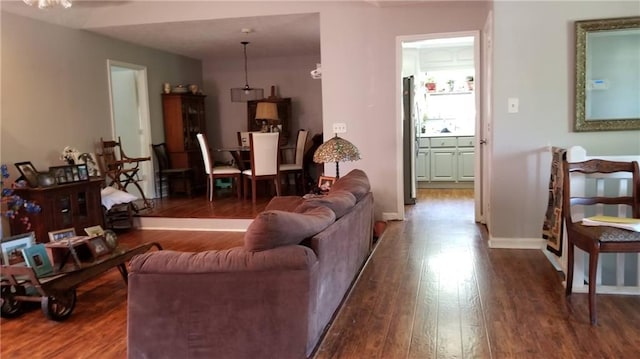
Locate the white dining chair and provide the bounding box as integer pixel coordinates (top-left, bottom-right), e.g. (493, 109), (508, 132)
(196, 133), (242, 202)
(279, 129), (309, 195)
(242, 132), (281, 204)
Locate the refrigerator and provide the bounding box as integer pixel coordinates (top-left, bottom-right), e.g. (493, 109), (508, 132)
(403, 76), (418, 205)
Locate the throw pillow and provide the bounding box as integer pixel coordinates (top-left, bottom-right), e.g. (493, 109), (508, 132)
(244, 206), (335, 252)
(101, 186), (137, 210)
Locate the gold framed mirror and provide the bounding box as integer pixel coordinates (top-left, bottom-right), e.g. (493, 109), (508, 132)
(574, 17), (640, 132)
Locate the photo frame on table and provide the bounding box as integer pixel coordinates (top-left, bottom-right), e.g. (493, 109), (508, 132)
(48, 227), (77, 242)
(49, 165), (89, 185)
(318, 176), (336, 193)
(1, 232), (36, 266)
(87, 236), (110, 258)
(21, 243), (54, 277)
(73, 152), (101, 177)
(14, 161), (39, 188)
(84, 225), (104, 237)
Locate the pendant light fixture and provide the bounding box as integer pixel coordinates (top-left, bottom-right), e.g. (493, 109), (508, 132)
(230, 41), (264, 102)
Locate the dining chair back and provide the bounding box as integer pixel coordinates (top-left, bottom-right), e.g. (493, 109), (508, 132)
(279, 129), (309, 194)
(196, 133), (241, 202)
(151, 143), (193, 198)
(563, 158), (640, 324)
(242, 132), (281, 203)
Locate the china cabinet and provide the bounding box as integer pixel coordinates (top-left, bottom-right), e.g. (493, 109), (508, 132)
(162, 93), (206, 191)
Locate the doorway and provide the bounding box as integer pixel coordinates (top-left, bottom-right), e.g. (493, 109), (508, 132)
(397, 31), (486, 223)
(106, 60), (154, 200)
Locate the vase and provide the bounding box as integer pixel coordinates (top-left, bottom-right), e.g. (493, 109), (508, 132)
(66, 159), (75, 165)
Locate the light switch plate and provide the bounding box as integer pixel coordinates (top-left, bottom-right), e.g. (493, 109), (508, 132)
(333, 123), (347, 133)
(508, 98), (519, 113)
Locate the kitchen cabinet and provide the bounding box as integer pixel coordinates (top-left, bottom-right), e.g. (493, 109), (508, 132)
(416, 149), (430, 181)
(162, 93), (207, 192)
(417, 136), (475, 183)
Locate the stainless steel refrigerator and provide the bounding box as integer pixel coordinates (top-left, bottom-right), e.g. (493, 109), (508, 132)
(403, 76), (417, 205)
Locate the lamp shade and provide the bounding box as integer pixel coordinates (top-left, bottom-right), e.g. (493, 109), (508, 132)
(255, 102), (279, 120)
(313, 134), (361, 178)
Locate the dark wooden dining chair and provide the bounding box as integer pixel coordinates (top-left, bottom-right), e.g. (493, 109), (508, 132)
(563, 158), (640, 325)
(242, 132), (281, 204)
(151, 143), (193, 198)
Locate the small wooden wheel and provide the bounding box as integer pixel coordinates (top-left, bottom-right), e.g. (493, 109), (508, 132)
(41, 289), (76, 321)
(1, 285), (25, 318)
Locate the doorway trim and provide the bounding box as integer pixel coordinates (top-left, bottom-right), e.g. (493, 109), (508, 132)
(395, 30), (485, 221)
(106, 59), (154, 199)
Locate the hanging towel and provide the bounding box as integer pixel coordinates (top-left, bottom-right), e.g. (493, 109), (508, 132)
(542, 147), (566, 256)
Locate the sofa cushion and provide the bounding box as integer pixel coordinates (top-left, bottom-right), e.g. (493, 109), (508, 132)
(295, 190), (356, 219)
(244, 206), (335, 252)
(264, 196), (306, 212)
(330, 169), (370, 201)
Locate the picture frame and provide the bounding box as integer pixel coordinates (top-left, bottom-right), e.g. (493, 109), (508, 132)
(1, 232), (36, 266)
(318, 176), (336, 193)
(48, 227), (77, 242)
(84, 225), (104, 237)
(22, 243), (54, 277)
(49, 165), (88, 185)
(14, 161), (39, 188)
(87, 236), (110, 258)
(73, 152), (101, 177)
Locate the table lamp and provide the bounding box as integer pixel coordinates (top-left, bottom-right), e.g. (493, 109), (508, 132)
(313, 134), (361, 178)
(255, 102), (279, 132)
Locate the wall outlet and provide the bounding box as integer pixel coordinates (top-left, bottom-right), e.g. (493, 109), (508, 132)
(333, 123), (347, 134)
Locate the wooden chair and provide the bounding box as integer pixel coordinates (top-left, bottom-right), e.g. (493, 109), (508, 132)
(151, 143), (193, 198)
(279, 129), (309, 195)
(196, 133), (241, 202)
(242, 132), (281, 204)
(98, 137), (152, 209)
(563, 158), (640, 325)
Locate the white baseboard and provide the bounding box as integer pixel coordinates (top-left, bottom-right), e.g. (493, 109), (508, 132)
(135, 217), (251, 232)
(382, 212), (402, 221)
(488, 236), (545, 249)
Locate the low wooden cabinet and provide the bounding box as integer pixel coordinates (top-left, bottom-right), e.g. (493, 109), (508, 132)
(10, 179), (104, 243)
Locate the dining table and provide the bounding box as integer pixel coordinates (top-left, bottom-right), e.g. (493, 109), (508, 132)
(216, 144), (295, 171)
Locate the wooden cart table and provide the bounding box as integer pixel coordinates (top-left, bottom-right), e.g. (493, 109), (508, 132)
(0, 242), (162, 321)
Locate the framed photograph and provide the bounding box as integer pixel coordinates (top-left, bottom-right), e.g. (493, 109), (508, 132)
(84, 225), (104, 237)
(77, 164), (89, 181)
(65, 166), (74, 182)
(48, 227), (77, 242)
(318, 176), (336, 193)
(14, 161), (39, 188)
(22, 243), (54, 277)
(50, 165), (69, 185)
(87, 236), (110, 258)
(74, 152), (101, 177)
(1, 232), (36, 266)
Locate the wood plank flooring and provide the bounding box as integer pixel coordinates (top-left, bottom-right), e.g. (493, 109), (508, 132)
(2, 189), (640, 358)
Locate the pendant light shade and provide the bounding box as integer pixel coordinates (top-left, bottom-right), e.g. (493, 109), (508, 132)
(231, 41), (264, 102)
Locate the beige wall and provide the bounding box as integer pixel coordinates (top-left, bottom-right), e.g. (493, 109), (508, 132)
(203, 54), (322, 163)
(0, 11), (202, 174)
(491, 1), (640, 240)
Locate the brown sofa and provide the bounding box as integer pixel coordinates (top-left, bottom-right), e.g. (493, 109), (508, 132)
(127, 169), (374, 359)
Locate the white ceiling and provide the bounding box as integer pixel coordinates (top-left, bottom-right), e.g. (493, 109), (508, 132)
(1, 0), (426, 61)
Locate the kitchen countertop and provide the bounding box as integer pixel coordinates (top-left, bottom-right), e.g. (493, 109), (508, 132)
(419, 132), (474, 138)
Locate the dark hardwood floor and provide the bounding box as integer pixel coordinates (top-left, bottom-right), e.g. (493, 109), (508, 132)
(2, 189), (640, 358)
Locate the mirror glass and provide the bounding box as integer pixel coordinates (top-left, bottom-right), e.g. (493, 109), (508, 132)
(575, 17), (640, 131)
